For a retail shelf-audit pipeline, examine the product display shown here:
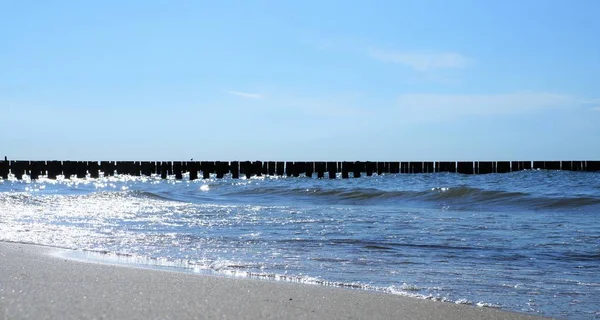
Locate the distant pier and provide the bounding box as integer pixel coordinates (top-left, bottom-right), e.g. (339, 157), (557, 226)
(1, 160), (599, 180)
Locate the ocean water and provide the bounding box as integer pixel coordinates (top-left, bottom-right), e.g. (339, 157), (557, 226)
(1, 170), (599, 319)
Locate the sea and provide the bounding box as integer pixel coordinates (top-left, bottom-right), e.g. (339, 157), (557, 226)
(1, 170), (599, 319)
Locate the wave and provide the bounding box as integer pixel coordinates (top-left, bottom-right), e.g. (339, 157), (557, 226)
(228, 186), (600, 210)
(77, 190), (180, 202)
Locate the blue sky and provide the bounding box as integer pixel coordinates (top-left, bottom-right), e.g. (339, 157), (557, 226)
(1, 1), (599, 161)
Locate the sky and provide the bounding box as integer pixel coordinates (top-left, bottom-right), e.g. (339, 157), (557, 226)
(1, 0), (599, 161)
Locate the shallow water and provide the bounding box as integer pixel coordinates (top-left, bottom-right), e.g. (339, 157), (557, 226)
(1, 171), (599, 319)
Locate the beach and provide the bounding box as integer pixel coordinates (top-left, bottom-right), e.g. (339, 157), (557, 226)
(0, 241), (548, 320)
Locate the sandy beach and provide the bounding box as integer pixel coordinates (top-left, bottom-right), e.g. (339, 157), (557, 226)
(0, 241), (550, 320)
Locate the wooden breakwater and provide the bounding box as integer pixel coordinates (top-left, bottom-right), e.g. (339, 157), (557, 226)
(0, 160), (599, 180)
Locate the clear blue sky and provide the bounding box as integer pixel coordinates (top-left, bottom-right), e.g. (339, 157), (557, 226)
(2, 1), (599, 161)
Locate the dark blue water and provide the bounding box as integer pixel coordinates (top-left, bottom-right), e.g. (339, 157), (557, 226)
(1, 171), (599, 319)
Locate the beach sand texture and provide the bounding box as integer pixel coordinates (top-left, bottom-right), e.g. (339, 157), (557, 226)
(0, 242), (549, 320)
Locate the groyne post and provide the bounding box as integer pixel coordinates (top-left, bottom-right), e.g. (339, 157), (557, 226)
(496, 161), (510, 173)
(243, 161), (253, 179)
(411, 162), (424, 174)
(365, 162), (374, 176)
(478, 162), (493, 174)
(267, 161), (275, 176)
(285, 162), (294, 177)
(231, 161), (240, 179)
(315, 162), (325, 179)
(571, 161), (583, 171)
(353, 161), (363, 178)
(75, 161), (87, 179)
(587, 161), (600, 171)
(173, 162), (183, 179)
(341, 161), (351, 179)
(305, 162), (314, 178)
(252, 161), (262, 177)
(457, 162), (474, 174)
(188, 161), (199, 180)
(293, 162), (303, 177)
(89, 161), (100, 178)
(533, 161), (545, 170)
(202, 162), (215, 179)
(276, 162), (285, 176)
(545, 161), (560, 170)
(327, 162), (337, 179)
(1, 160), (9, 179)
(219, 161), (232, 178)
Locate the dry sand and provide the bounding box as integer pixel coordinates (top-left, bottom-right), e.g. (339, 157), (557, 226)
(0, 241), (550, 320)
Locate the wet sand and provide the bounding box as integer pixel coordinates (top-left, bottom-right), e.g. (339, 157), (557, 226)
(0, 241), (549, 320)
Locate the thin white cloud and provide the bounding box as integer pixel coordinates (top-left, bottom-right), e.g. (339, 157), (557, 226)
(371, 49), (468, 71)
(224, 90), (263, 99)
(396, 92), (586, 117)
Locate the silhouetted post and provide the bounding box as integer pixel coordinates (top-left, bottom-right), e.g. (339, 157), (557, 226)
(315, 162), (326, 179)
(100, 161), (114, 177)
(389, 162), (398, 174)
(532, 161), (545, 170)
(510, 161), (520, 172)
(262, 162), (268, 175)
(341, 162), (350, 179)
(188, 162), (199, 180)
(231, 161), (240, 179)
(0, 159), (8, 179)
(544, 161), (560, 170)
(305, 162), (314, 178)
(285, 162), (294, 177)
(244, 161), (253, 179)
(376, 162), (384, 175)
(401, 162), (409, 173)
(572, 161), (583, 171)
(140, 162), (151, 177)
(253, 161), (262, 177)
(28, 161), (39, 180)
(39, 161), (48, 178)
(133, 161), (142, 176)
(62, 161), (74, 179)
(160, 162), (168, 179)
(293, 162), (304, 177)
(585, 161), (600, 171)
(115, 162), (125, 176)
(561, 161), (572, 171)
(353, 161), (362, 178)
(201, 162), (214, 179)
(423, 162), (434, 173)
(276, 162), (285, 176)
(410, 162), (424, 174)
(23, 161), (31, 178)
(173, 162), (183, 180)
(267, 162), (275, 176)
(76, 161), (87, 178)
(457, 162), (474, 174)
(182, 162), (188, 175)
(438, 162), (456, 173)
(12, 161), (24, 180)
(365, 161), (374, 176)
(495, 161), (510, 173)
(327, 162), (337, 179)
(89, 161), (100, 178)
(477, 162), (493, 174)
(218, 161), (231, 179)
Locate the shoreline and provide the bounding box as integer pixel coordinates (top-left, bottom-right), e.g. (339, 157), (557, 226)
(0, 241), (550, 320)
